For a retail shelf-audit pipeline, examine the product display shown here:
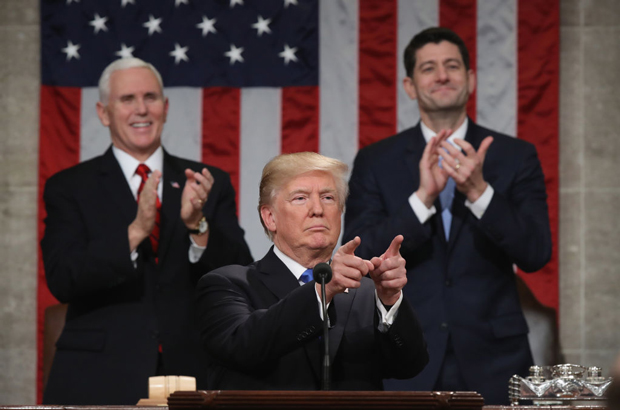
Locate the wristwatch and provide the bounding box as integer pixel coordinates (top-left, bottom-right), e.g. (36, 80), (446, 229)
(188, 216), (209, 236)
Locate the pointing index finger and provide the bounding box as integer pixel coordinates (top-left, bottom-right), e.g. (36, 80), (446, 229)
(383, 235), (403, 258)
(339, 236), (361, 255)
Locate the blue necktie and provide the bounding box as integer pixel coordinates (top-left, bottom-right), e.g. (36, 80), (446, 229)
(300, 268), (313, 284)
(439, 177), (456, 239)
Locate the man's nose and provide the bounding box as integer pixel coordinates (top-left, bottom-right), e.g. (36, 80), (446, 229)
(308, 198), (324, 216)
(436, 66), (449, 82)
(134, 98), (148, 114)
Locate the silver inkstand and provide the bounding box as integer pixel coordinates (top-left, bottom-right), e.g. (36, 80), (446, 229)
(509, 364), (613, 406)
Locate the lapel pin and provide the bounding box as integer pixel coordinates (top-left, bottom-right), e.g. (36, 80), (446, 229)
(170, 181), (180, 189)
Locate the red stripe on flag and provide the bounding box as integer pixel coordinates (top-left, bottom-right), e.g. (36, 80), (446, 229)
(37, 85), (82, 402)
(517, 0), (560, 311)
(281, 86), (319, 153)
(439, 0), (477, 121)
(201, 87), (241, 213)
(358, 0), (397, 149)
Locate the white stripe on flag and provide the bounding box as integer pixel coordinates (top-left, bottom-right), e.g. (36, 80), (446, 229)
(80, 87), (110, 162)
(397, 0), (438, 132)
(319, 0), (359, 170)
(162, 87), (202, 161)
(239, 88), (281, 260)
(476, 0), (517, 137)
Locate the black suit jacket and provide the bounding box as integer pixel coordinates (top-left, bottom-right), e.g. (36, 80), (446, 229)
(343, 121), (552, 404)
(195, 248), (429, 390)
(41, 147), (252, 405)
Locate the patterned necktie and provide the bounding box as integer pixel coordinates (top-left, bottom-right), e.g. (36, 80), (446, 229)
(439, 177), (456, 240)
(135, 164), (161, 257)
(300, 268), (313, 284)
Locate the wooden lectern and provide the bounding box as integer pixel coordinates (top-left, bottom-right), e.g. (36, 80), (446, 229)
(168, 390), (484, 410)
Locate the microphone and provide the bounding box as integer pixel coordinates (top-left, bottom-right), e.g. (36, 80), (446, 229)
(312, 262), (332, 284)
(312, 262), (332, 391)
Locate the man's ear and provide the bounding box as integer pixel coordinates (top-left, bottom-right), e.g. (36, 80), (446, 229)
(163, 97), (169, 123)
(96, 101), (110, 127)
(260, 205), (277, 234)
(467, 69), (476, 95)
(403, 76), (418, 101)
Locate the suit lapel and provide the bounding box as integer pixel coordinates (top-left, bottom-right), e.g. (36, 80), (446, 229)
(405, 125), (426, 186)
(98, 147), (137, 225)
(255, 248), (302, 299)
(327, 286), (356, 364)
(159, 151), (184, 263)
(256, 249), (322, 380)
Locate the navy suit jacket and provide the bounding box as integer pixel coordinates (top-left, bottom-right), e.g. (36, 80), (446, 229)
(42, 147), (252, 405)
(343, 121), (552, 404)
(196, 248), (429, 390)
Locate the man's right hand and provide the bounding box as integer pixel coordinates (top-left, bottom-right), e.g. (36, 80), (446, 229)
(415, 129), (451, 208)
(318, 236), (373, 304)
(128, 170), (161, 252)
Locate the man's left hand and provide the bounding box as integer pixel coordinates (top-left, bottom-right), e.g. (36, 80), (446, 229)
(439, 136), (493, 203)
(369, 235), (407, 307)
(181, 167), (214, 229)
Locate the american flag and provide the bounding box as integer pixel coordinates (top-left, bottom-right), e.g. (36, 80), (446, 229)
(38, 0), (558, 400)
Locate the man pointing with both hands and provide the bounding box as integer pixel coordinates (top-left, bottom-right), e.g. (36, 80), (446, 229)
(196, 152), (428, 390)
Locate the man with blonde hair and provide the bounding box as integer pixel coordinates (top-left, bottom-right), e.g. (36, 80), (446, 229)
(42, 58), (252, 404)
(196, 152), (428, 390)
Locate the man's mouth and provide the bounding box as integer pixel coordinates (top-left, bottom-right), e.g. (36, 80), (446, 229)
(131, 122), (151, 128)
(307, 225), (327, 231)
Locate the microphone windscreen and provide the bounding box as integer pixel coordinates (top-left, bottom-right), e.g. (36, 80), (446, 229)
(313, 262), (332, 284)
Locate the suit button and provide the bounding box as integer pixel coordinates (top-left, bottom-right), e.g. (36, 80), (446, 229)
(444, 279), (452, 287)
(440, 322), (449, 331)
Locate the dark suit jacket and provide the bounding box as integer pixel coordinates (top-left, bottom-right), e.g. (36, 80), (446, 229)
(195, 248), (429, 390)
(41, 147), (252, 405)
(343, 121), (552, 404)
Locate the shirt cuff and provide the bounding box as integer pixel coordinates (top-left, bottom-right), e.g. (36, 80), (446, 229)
(131, 249), (139, 269)
(464, 184), (494, 219)
(409, 192), (437, 224)
(188, 235), (207, 263)
(376, 290), (403, 333)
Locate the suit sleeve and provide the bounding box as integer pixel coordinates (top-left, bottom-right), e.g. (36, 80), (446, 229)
(196, 269), (322, 372)
(41, 176), (138, 303)
(475, 143), (552, 272)
(194, 170), (253, 275)
(377, 297), (429, 379)
(344, 148), (433, 259)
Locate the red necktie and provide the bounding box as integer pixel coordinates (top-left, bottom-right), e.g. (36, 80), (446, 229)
(135, 164), (161, 257)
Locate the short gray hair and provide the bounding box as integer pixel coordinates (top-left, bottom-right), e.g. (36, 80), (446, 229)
(258, 152), (348, 240)
(98, 58), (164, 104)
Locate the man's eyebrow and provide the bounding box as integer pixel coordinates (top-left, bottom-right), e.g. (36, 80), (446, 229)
(288, 188), (311, 196)
(443, 58), (462, 65)
(418, 60), (437, 68)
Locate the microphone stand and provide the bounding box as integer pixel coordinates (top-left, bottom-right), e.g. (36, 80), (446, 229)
(313, 262), (332, 391)
(319, 275), (330, 391)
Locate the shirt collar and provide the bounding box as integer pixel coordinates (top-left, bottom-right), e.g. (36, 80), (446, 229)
(273, 245), (310, 281)
(113, 145), (164, 182)
(420, 117), (469, 145)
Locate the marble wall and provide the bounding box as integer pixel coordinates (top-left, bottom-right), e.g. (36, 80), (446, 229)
(559, 0), (620, 373)
(0, 0), (618, 404)
(0, 0), (39, 404)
